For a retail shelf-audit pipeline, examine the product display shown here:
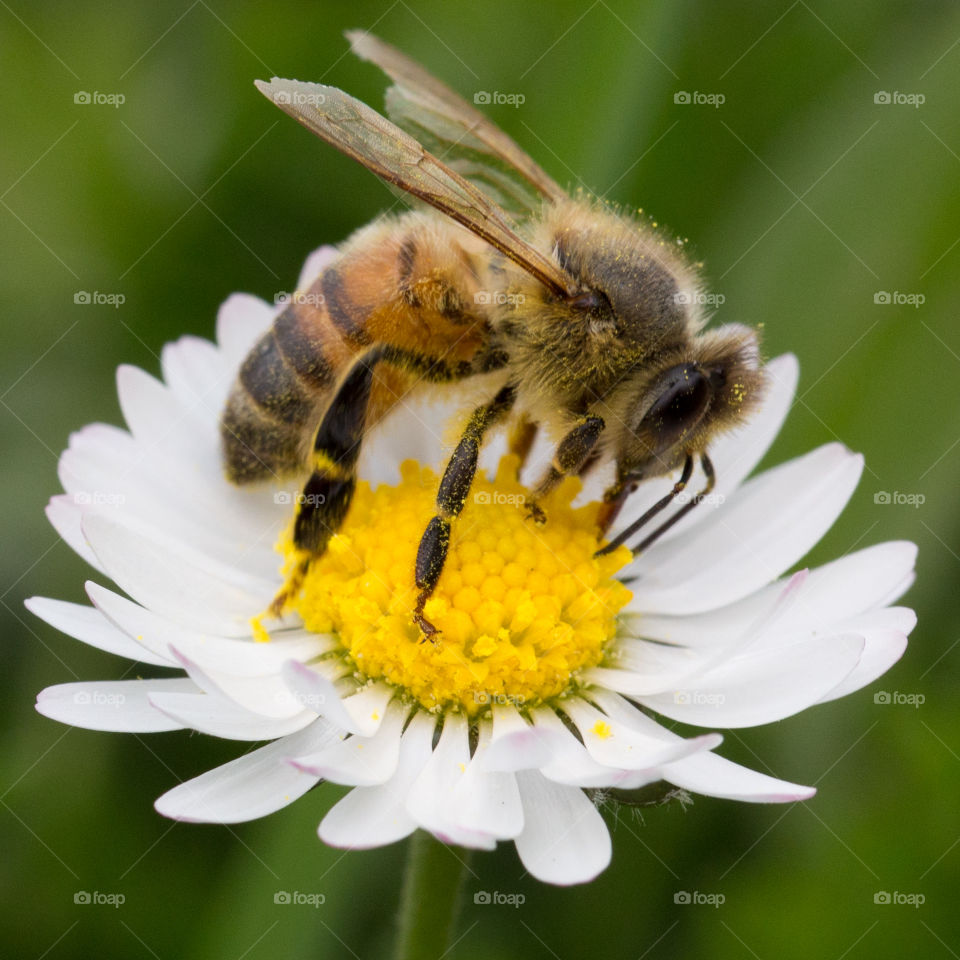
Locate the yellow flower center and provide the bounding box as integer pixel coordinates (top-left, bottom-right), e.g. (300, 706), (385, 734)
(276, 455), (632, 717)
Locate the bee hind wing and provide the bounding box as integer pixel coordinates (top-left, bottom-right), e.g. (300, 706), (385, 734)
(345, 30), (566, 217)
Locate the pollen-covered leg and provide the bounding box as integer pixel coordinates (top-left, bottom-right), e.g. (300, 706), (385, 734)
(525, 415), (605, 524)
(413, 384), (516, 637)
(269, 350), (384, 616)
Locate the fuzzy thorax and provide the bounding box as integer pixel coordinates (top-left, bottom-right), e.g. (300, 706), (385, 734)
(271, 455), (633, 716)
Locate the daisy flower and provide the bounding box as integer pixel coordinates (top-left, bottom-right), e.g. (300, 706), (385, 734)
(31, 245), (916, 887)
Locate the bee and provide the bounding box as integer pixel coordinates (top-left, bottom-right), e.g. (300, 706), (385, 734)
(221, 31), (764, 636)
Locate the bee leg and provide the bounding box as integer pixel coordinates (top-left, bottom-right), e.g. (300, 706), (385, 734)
(594, 453), (707, 558)
(268, 349), (388, 616)
(524, 415), (605, 525)
(595, 474), (641, 536)
(413, 384), (517, 638)
(507, 415), (538, 475)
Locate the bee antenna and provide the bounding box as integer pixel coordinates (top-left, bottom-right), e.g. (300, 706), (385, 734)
(595, 453), (715, 558)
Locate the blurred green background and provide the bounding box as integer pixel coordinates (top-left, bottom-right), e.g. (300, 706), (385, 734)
(2, 0), (959, 957)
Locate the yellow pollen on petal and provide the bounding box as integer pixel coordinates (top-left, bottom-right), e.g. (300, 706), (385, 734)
(591, 720), (613, 740)
(250, 615), (271, 644)
(276, 455), (633, 718)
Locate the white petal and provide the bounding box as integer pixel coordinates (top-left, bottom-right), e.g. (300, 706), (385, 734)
(625, 541), (917, 661)
(319, 711), (435, 848)
(290, 699), (407, 785)
(296, 244), (339, 290)
(116, 363), (210, 463)
(58, 422), (282, 580)
(81, 510), (277, 635)
(148, 687), (314, 740)
(816, 608), (914, 702)
(405, 713), (497, 849)
(481, 704), (564, 772)
(46, 495), (104, 572)
(160, 335), (229, 431)
(155, 720), (340, 823)
(626, 444), (863, 615)
(660, 751), (815, 802)
(25, 596), (175, 666)
(449, 723), (524, 838)
(636, 633), (865, 727)
(280, 661), (376, 735)
(169, 648), (318, 720)
(87, 581), (329, 676)
(341, 682), (397, 736)
(36, 679), (196, 732)
(530, 708), (633, 787)
(514, 771), (611, 885)
(564, 698), (722, 769)
(216, 293), (274, 369)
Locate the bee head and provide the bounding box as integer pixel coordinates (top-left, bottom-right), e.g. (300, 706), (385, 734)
(616, 324), (765, 480)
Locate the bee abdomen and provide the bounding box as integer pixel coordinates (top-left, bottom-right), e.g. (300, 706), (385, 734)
(238, 329), (314, 426)
(223, 311), (337, 483)
(221, 382), (305, 484)
(272, 303), (338, 390)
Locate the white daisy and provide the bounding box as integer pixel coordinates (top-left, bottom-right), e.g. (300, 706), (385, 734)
(31, 246), (917, 886)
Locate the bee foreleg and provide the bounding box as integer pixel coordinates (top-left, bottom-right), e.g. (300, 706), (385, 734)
(413, 383), (517, 638)
(525, 415), (605, 524)
(594, 452), (713, 558)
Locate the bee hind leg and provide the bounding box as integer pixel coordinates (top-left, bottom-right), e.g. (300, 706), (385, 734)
(269, 349), (385, 616)
(413, 384), (516, 639)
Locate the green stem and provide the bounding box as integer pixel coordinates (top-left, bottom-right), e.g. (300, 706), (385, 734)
(394, 831), (473, 960)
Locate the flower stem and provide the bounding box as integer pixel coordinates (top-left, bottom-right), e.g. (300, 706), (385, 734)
(394, 831), (472, 960)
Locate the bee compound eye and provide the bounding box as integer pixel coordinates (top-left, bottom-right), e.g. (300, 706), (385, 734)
(640, 365), (712, 452)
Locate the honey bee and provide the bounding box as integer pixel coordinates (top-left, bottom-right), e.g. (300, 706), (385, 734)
(222, 31), (764, 635)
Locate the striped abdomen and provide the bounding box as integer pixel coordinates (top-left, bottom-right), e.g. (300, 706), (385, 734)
(221, 214), (490, 484)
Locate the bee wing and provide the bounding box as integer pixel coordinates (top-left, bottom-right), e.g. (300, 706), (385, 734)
(346, 31), (566, 218)
(256, 78), (577, 299)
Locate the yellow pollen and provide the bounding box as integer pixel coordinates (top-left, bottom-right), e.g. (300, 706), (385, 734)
(591, 720), (613, 740)
(275, 455), (633, 717)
